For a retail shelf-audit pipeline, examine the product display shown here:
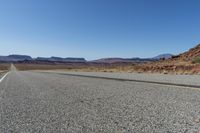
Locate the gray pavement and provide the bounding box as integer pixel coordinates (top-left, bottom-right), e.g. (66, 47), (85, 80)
(1, 68), (200, 132)
(46, 71), (200, 86)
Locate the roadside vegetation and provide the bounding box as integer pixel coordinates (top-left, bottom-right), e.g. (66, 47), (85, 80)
(14, 63), (136, 72)
(0, 63), (10, 73)
(13, 62), (200, 75)
(192, 56), (200, 64)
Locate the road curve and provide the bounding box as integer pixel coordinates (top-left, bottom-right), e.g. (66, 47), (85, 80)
(0, 68), (200, 132)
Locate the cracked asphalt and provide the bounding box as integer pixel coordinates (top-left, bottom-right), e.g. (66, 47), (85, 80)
(1, 68), (200, 132)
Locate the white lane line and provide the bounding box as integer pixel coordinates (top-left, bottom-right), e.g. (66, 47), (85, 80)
(0, 72), (9, 83)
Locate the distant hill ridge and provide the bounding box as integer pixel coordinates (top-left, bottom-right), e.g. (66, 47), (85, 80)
(92, 57), (156, 63)
(0, 54), (32, 62)
(36, 57), (86, 62)
(0, 53), (173, 63)
(153, 54), (173, 60)
(0, 55), (86, 62)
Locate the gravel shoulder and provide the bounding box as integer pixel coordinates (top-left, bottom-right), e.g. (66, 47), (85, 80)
(39, 71), (200, 87)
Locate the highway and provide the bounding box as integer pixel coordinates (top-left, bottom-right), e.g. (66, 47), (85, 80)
(0, 66), (200, 132)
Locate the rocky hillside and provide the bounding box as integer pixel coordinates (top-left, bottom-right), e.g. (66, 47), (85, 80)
(134, 44), (200, 74)
(171, 44), (200, 62)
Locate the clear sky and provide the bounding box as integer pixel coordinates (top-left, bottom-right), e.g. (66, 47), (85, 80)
(0, 0), (200, 60)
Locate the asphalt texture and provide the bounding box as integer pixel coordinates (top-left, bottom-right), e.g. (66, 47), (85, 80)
(1, 67), (200, 132)
(46, 71), (200, 86)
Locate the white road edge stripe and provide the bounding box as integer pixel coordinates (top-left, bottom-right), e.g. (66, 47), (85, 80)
(0, 72), (9, 83)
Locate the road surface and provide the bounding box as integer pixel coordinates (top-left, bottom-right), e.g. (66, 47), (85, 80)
(0, 66), (200, 132)
(44, 71), (200, 87)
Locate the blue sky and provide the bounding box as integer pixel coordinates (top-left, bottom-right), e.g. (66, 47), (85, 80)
(0, 0), (200, 60)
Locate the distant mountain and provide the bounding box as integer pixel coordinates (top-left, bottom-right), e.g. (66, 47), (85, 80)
(0, 55), (32, 62)
(92, 57), (156, 63)
(153, 54), (173, 60)
(0, 55), (86, 62)
(35, 56), (86, 62)
(64, 57), (86, 62)
(36, 57), (63, 62)
(0, 53), (174, 63)
(92, 53), (174, 63)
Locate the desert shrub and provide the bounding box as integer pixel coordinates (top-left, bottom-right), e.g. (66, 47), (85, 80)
(0, 64), (10, 70)
(192, 57), (200, 64)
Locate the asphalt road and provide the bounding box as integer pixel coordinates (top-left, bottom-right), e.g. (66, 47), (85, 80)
(46, 71), (200, 86)
(1, 68), (200, 132)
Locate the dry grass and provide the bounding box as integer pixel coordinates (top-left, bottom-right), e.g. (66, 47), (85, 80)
(14, 64), (81, 71)
(0, 63), (10, 73)
(14, 62), (200, 75)
(0, 63), (10, 70)
(14, 63), (136, 73)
